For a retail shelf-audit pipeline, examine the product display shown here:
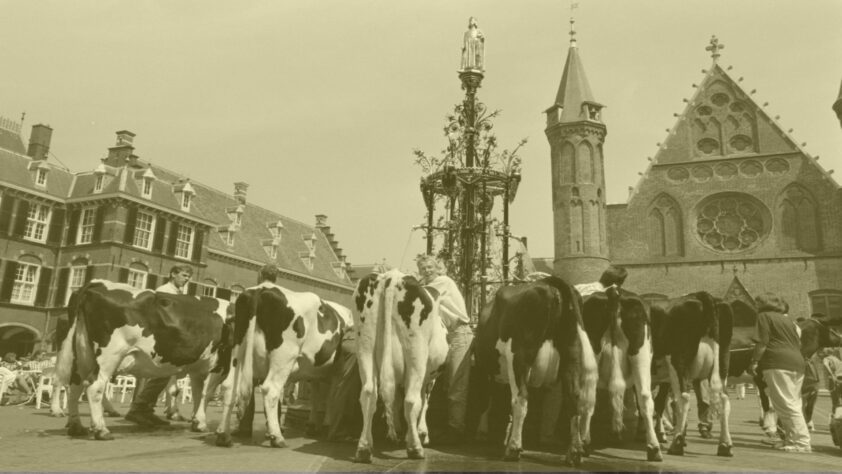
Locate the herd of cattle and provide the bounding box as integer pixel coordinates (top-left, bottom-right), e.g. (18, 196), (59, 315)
(49, 273), (842, 467)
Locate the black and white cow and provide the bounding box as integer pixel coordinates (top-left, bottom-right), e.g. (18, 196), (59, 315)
(581, 287), (662, 461)
(215, 282), (351, 448)
(351, 270), (449, 462)
(650, 292), (734, 457)
(472, 276), (597, 467)
(55, 280), (230, 440)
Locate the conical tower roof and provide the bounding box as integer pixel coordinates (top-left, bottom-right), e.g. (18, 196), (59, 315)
(546, 22), (603, 124)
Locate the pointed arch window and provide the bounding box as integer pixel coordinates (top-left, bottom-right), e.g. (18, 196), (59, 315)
(648, 194), (683, 257)
(779, 185), (820, 252)
(576, 142), (593, 183)
(560, 142), (575, 183)
(570, 200), (584, 254)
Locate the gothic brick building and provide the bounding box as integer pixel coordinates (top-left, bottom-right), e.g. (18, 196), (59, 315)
(0, 125), (355, 356)
(542, 35), (842, 320)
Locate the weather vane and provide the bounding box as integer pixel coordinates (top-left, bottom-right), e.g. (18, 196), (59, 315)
(569, 2), (579, 46)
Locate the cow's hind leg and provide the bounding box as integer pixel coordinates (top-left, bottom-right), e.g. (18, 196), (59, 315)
(354, 349), (377, 463)
(418, 366), (443, 447)
(65, 383), (87, 437)
(403, 355), (428, 459)
(631, 345), (662, 462)
(500, 341), (528, 462)
(50, 383), (67, 417)
(86, 370), (116, 440)
(666, 357), (691, 455)
(716, 388), (733, 456)
(262, 346), (297, 448)
(189, 372), (213, 432)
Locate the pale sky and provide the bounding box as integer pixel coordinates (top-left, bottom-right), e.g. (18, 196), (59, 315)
(1, 0), (841, 272)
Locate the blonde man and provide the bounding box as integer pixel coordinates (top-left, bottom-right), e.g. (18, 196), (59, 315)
(416, 254), (473, 443)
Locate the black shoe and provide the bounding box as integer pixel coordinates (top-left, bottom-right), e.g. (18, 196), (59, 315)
(125, 411), (170, 427)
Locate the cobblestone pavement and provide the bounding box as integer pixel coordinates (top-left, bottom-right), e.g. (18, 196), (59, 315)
(2, 392), (841, 472)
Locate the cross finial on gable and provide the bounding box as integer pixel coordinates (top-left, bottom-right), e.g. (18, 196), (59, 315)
(706, 35), (725, 62)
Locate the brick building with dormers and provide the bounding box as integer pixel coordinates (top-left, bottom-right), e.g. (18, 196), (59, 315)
(0, 124), (355, 356)
(537, 35), (842, 321)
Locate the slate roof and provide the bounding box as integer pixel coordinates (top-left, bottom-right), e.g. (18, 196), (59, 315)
(0, 147), (74, 200)
(0, 127), (25, 155)
(0, 135), (353, 288)
(548, 44), (602, 123)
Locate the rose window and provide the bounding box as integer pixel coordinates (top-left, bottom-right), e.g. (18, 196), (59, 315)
(696, 193), (769, 252)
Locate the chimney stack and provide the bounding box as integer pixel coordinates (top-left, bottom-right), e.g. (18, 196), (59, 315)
(234, 182), (249, 204)
(104, 130), (136, 167)
(315, 214), (328, 228)
(27, 124), (53, 161)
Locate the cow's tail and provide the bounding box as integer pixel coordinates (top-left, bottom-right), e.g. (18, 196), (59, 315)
(377, 274), (398, 440)
(235, 292), (258, 410)
(697, 292), (724, 416)
(56, 289), (94, 387)
(561, 280), (597, 418)
(604, 285), (626, 433)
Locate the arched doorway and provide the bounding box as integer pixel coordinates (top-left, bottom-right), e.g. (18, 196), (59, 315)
(0, 324), (41, 357)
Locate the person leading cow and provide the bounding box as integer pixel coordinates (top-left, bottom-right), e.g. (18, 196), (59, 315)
(125, 264), (193, 427)
(415, 254), (474, 443)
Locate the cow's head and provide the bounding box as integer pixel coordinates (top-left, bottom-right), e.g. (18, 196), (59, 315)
(799, 314), (842, 358)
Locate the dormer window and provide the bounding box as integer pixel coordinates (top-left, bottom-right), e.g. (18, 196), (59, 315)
(226, 205), (244, 228)
(225, 230), (235, 246)
(268, 220), (284, 239)
(175, 181), (195, 212)
(140, 167), (156, 199)
(94, 175), (104, 193)
(36, 168), (47, 187)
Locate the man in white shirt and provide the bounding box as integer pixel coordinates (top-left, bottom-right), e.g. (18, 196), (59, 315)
(125, 264), (192, 427)
(416, 254), (473, 443)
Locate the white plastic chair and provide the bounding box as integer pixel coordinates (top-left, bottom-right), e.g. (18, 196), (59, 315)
(0, 367), (14, 405)
(116, 375), (137, 403)
(177, 376), (192, 404)
(35, 373), (66, 410)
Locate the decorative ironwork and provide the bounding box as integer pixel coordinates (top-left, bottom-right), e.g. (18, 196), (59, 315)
(415, 18), (527, 322)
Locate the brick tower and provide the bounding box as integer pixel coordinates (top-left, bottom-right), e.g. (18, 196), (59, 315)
(545, 20), (608, 285)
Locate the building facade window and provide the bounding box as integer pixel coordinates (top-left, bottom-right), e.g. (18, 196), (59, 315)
(132, 211), (156, 250)
(199, 283), (216, 298)
(181, 193), (191, 211)
(36, 168), (47, 186)
(230, 285), (244, 302)
(77, 208), (96, 244)
(810, 290), (842, 320)
(175, 224), (194, 259)
(67, 265), (87, 304)
(94, 175), (104, 192)
(142, 179), (153, 198)
(127, 269), (147, 290)
(11, 262), (40, 305)
(23, 203), (52, 243)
